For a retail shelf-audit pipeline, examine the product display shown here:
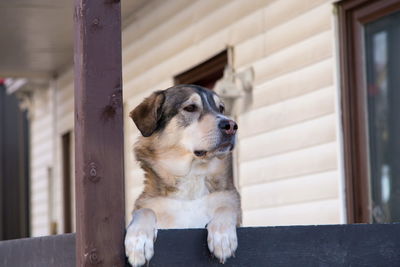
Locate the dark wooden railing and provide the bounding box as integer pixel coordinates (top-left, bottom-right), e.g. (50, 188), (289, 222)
(1, 224), (400, 266)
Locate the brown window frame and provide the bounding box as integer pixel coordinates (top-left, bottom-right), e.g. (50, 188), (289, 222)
(174, 50), (228, 89)
(338, 0), (400, 223)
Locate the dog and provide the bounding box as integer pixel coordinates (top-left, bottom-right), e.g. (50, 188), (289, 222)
(124, 84), (242, 266)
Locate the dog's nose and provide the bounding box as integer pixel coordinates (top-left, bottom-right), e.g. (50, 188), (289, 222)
(219, 119), (238, 135)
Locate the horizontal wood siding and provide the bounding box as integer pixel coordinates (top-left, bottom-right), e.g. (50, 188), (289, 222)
(236, 0), (340, 225)
(241, 171), (339, 211)
(30, 69), (76, 235)
(243, 199), (341, 226)
(30, 88), (52, 236)
(239, 114), (336, 162)
(56, 74), (75, 234)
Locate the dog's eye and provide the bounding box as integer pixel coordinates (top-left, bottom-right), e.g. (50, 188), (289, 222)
(183, 104), (197, 112)
(219, 105), (225, 114)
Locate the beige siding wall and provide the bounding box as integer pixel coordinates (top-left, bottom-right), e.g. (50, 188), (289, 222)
(55, 69), (76, 233)
(236, 1), (341, 225)
(30, 87), (53, 236)
(29, 0), (342, 235)
(30, 69), (75, 236)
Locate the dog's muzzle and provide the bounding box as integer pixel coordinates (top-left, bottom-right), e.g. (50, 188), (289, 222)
(193, 118), (238, 158)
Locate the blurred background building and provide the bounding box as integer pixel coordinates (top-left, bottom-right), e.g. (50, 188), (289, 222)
(1, 0), (399, 239)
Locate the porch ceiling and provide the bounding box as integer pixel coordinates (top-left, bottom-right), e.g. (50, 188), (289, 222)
(0, 0), (149, 80)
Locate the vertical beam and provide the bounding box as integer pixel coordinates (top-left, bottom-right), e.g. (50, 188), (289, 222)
(73, 0), (125, 266)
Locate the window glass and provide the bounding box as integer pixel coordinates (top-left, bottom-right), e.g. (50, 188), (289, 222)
(365, 10), (400, 222)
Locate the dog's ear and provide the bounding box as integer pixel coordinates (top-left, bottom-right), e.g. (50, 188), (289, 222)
(130, 91), (165, 137)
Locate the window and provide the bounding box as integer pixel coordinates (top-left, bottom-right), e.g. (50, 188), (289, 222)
(174, 50), (228, 89)
(338, 0), (400, 223)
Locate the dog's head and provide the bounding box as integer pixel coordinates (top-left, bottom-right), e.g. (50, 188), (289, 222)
(130, 85), (238, 160)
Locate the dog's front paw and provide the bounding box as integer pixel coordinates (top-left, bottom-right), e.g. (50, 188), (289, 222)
(125, 209), (158, 267)
(207, 220), (238, 263)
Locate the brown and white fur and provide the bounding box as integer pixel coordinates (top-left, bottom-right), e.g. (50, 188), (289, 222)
(124, 85), (242, 266)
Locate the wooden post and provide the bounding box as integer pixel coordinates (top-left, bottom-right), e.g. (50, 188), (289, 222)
(73, 0), (125, 266)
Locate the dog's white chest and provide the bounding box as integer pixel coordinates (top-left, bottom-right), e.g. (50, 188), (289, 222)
(142, 174), (212, 229)
(175, 173), (209, 200)
(157, 197), (210, 229)
(142, 196), (210, 229)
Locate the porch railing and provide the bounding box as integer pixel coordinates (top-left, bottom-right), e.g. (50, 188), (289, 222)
(1, 224), (400, 266)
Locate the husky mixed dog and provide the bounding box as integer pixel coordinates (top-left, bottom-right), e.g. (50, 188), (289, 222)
(124, 85), (242, 266)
